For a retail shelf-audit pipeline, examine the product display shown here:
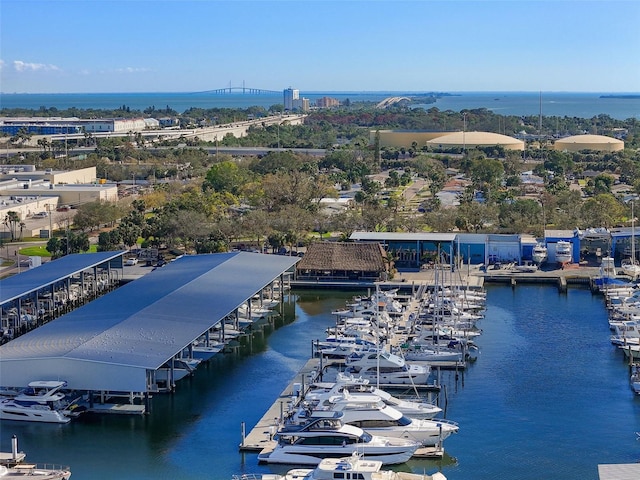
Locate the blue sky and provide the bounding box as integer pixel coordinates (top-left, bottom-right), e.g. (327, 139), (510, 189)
(1, 0), (639, 93)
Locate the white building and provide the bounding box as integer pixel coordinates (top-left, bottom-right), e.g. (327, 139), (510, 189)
(284, 87), (299, 111)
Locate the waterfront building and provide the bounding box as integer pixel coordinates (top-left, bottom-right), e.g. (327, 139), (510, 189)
(295, 242), (388, 281)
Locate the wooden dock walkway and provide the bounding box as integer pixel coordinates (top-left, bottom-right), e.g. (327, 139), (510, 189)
(239, 356), (445, 456)
(239, 357), (321, 452)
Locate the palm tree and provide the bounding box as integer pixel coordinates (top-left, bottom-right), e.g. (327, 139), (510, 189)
(3, 211), (21, 240)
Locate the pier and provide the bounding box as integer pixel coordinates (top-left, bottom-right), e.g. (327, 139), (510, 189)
(239, 357), (446, 459)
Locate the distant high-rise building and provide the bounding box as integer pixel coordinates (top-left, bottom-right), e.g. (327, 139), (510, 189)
(316, 96), (341, 108)
(292, 97), (310, 112)
(283, 87), (299, 111)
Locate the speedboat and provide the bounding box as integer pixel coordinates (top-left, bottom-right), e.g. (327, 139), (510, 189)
(290, 394), (458, 447)
(304, 373), (442, 419)
(0, 381), (76, 424)
(236, 452), (447, 480)
(258, 413), (420, 466)
(344, 348), (431, 385)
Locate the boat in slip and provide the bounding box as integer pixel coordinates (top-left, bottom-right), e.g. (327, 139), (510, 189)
(235, 452), (447, 480)
(258, 412), (420, 466)
(0, 435), (71, 479)
(344, 348), (431, 386)
(0, 381), (81, 424)
(304, 373), (442, 419)
(289, 395), (458, 447)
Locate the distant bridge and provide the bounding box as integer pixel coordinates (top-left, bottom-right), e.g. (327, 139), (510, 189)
(201, 85), (281, 95)
(376, 96), (412, 108)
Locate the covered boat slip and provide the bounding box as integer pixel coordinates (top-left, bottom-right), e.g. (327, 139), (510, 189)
(0, 252), (299, 397)
(1, 251), (127, 337)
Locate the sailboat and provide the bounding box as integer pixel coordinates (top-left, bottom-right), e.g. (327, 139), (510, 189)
(621, 201), (640, 279)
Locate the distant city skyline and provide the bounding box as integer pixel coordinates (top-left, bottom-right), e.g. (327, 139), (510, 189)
(1, 0), (639, 94)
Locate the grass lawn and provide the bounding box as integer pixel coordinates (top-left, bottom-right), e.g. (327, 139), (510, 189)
(19, 246), (52, 257)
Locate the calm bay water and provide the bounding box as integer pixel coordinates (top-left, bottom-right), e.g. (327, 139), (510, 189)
(1, 91), (639, 120)
(1, 286), (638, 480)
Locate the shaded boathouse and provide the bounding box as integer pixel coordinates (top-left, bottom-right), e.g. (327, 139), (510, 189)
(0, 251), (127, 342)
(0, 252), (299, 411)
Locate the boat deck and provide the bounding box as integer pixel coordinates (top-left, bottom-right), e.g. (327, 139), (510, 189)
(598, 463), (640, 480)
(0, 451), (26, 466)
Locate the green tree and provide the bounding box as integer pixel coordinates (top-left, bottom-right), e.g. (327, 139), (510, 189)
(202, 160), (251, 196)
(3, 211), (21, 241)
(46, 237), (63, 259)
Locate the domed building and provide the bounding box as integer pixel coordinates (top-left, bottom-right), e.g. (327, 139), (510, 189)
(370, 129), (446, 148)
(553, 134), (624, 152)
(426, 131), (525, 151)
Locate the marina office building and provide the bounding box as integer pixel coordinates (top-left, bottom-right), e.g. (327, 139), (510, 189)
(0, 252), (299, 408)
(349, 229), (626, 269)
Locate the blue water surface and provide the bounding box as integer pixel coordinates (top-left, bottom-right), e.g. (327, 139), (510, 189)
(1, 286), (639, 480)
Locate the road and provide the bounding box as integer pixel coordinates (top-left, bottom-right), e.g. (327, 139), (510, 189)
(0, 241), (49, 278)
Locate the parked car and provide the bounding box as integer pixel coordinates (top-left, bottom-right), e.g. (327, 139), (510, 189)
(32, 211), (48, 218)
(124, 258), (139, 266)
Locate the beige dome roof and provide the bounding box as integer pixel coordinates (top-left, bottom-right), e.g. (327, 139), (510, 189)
(554, 134), (624, 152)
(426, 131), (524, 151)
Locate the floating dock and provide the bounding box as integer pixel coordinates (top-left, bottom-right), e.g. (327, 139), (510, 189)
(239, 357), (445, 458)
(240, 358), (321, 452)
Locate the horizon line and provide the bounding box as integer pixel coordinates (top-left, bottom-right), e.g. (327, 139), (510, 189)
(2, 90), (640, 96)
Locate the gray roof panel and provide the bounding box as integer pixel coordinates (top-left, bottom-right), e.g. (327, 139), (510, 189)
(1, 251), (128, 305)
(0, 252), (298, 370)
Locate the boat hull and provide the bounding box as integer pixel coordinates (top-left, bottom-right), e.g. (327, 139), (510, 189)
(0, 400), (71, 423)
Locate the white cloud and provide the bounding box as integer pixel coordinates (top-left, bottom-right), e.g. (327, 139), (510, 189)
(13, 60), (61, 72)
(114, 67), (151, 74)
(0, 60), (4, 71)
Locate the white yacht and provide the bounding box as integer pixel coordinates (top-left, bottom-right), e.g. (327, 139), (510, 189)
(0, 436), (71, 479)
(532, 242), (548, 264)
(555, 241), (572, 265)
(304, 373), (442, 419)
(236, 453), (447, 480)
(344, 348), (431, 385)
(402, 343), (464, 363)
(258, 413), (420, 466)
(0, 381), (75, 424)
(291, 393), (458, 447)
(0, 464), (72, 479)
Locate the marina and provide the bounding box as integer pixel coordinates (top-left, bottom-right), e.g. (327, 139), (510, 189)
(0, 282), (638, 479)
(1, 260), (640, 479)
